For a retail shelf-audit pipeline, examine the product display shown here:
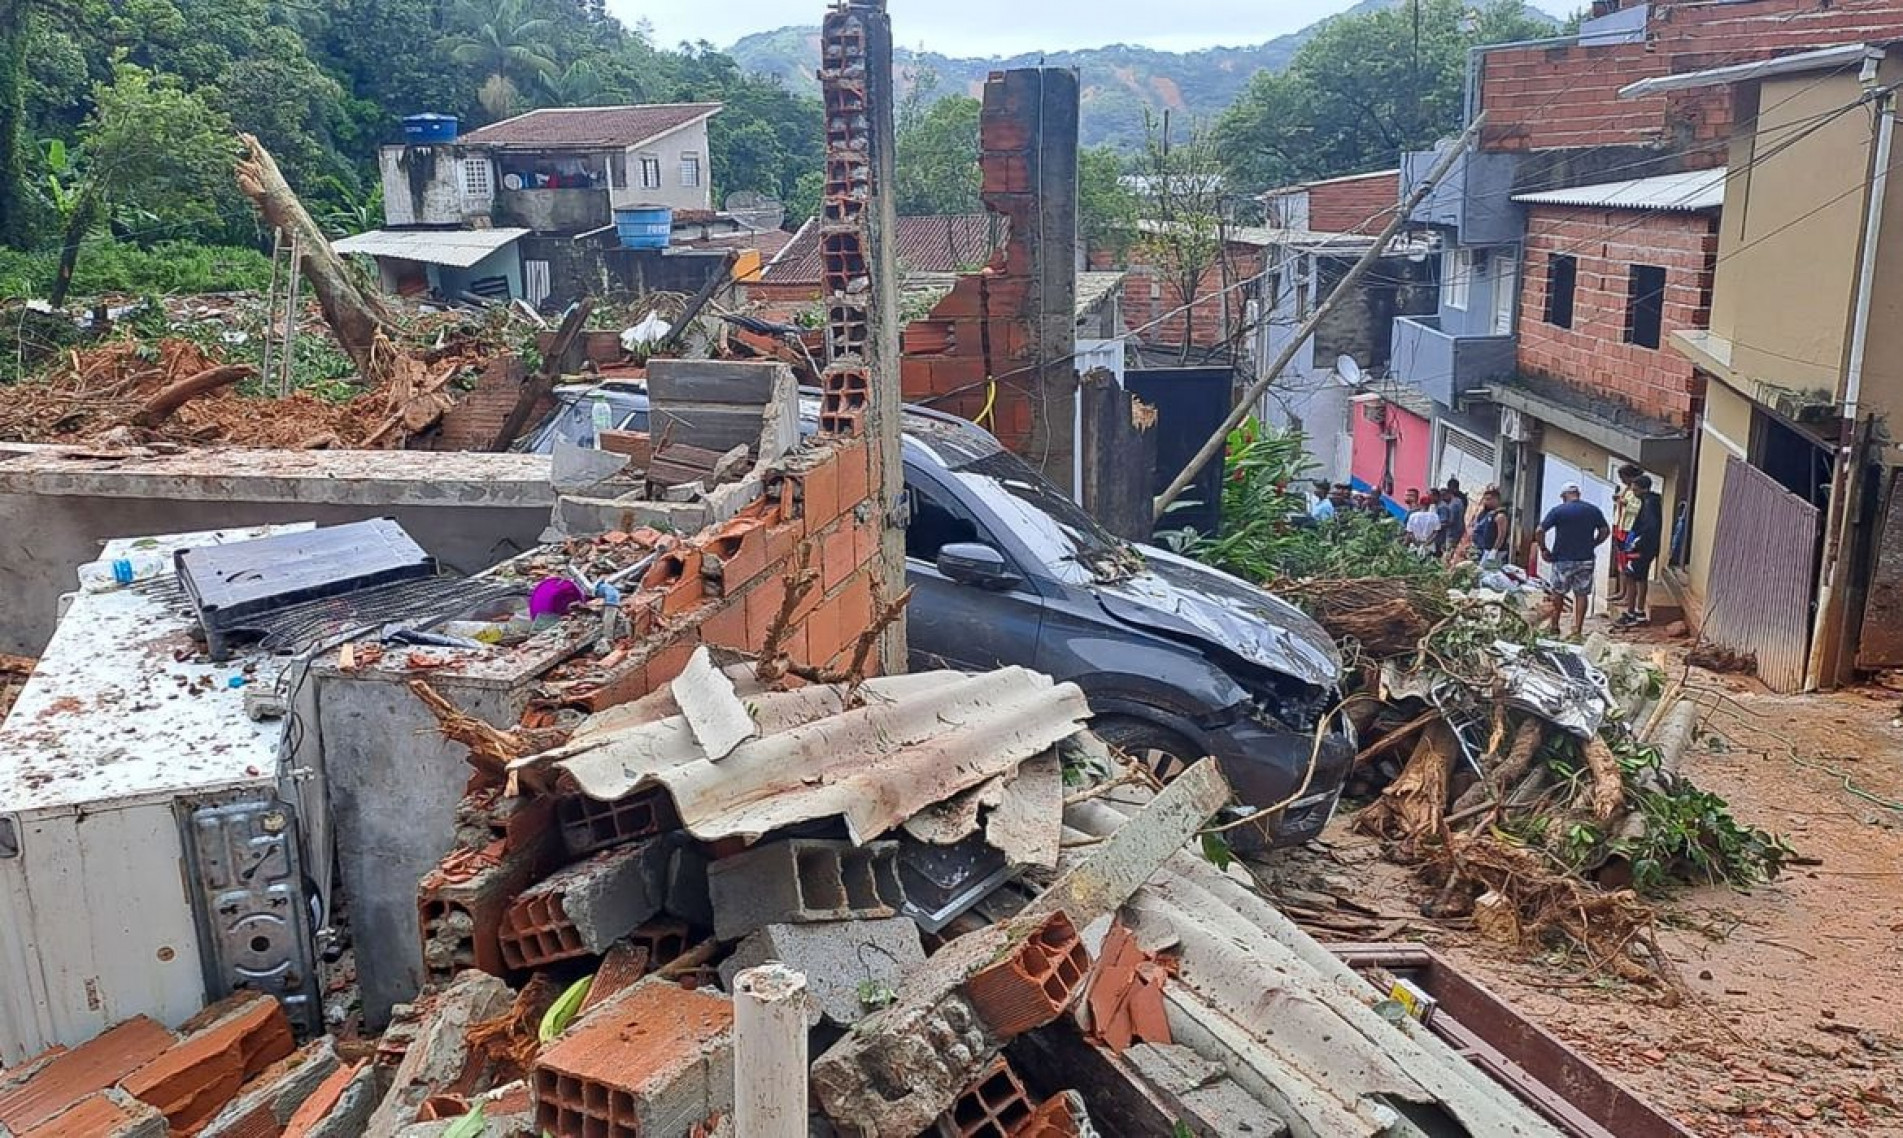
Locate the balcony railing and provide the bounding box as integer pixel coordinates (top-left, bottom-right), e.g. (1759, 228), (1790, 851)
(1390, 315), (1517, 407)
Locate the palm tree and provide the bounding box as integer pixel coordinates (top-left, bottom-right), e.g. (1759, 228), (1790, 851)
(537, 60), (604, 108)
(443, 0), (558, 117)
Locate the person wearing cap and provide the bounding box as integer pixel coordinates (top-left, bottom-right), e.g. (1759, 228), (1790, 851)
(1535, 481), (1610, 637)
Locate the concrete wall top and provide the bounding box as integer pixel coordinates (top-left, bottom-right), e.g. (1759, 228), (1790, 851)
(0, 446), (555, 508)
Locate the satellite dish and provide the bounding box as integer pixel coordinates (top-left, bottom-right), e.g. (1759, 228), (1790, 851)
(725, 191), (786, 233)
(1336, 355), (1364, 385)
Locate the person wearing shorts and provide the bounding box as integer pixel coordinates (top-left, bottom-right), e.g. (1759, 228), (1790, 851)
(1608, 463), (1642, 603)
(1616, 474), (1664, 628)
(1536, 481), (1611, 638)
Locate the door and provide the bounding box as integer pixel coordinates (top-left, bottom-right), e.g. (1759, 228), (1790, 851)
(903, 473), (1044, 672)
(524, 260), (551, 309)
(1539, 454), (1617, 613)
(1490, 255), (1517, 336)
(1705, 457), (1820, 691)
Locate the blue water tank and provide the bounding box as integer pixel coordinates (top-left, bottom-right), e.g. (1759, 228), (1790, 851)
(614, 206), (673, 250)
(402, 114), (460, 144)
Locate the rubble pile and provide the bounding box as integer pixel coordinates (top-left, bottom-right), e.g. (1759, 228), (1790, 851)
(1293, 575), (1790, 989)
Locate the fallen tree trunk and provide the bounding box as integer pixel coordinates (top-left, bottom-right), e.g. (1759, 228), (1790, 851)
(129, 364), (254, 428)
(234, 133), (396, 383)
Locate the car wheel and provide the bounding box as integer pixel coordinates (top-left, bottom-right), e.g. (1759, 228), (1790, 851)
(1091, 717), (1203, 784)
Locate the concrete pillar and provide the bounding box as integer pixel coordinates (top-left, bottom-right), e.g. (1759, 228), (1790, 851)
(734, 964), (811, 1138)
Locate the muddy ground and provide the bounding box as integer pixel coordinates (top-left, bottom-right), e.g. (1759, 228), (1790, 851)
(1281, 655), (1903, 1136)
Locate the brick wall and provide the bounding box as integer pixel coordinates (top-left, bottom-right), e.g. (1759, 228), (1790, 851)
(544, 434), (883, 715)
(1305, 171), (1398, 235)
(900, 71), (1075, 458)
(427, 355), (551, 452)
(1479, 0), (1903, 154)
(1093, 243), (1264, 353)
(1515, 205), (1717, 427)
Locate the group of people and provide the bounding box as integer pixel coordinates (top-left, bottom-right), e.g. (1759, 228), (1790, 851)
(1305, 464), (1665, 639)
(1533, 464), (1663, 636)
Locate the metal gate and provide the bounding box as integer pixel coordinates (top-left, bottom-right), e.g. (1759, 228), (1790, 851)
(1704, 457), (1820, 692)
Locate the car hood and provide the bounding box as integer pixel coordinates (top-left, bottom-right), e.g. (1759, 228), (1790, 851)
(1094, 546), (1341, 688)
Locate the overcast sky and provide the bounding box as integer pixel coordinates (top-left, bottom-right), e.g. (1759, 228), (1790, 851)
(617, 0), (1582, 57)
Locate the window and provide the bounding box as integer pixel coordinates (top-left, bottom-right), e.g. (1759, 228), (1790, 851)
(638, 156), (661, 189)
(1443, 248), (1472, 310)
(460, 158), (491, 197)
(1624, 264), (1666, 349)
(608, 152), (627, 190)
(679, 154), (701, 188)
(1544, 253), (1578, 329)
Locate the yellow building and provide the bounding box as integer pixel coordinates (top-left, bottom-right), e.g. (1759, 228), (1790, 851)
(1628, 45), (1903, 690)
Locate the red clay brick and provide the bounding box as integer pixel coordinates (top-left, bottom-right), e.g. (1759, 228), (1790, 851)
(1012, 1090), (1090, 1137)
(121, 993), (294, 1134)
(17, 1088), (165, 1138)
(0, 1019), (175, 1132)
(702, 517), (770, 592)
(280, 1060), (362, 1138)
(698, 596), (752, 653)
(577, 942), (655, 1016)
(532, 981), (733, 1138)
(961, 911), (1090, 1038)
(932, 1055), (1033, 1138)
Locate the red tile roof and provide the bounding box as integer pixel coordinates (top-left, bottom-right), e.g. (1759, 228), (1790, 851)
(762, 214), (1008, 285)
(458, 103), (721, 150)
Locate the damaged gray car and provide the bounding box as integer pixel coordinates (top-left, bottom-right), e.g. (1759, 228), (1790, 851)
(898, 407), (1354, 847)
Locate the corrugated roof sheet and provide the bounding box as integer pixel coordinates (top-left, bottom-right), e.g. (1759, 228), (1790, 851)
(762, 214), (1007, 284)
(456, 103), (720, 149)
(1075, 270), (1126, 318)
(1511, 168), (1727, 212)
(514, 665), (1090, 845)
(332, 227), (528, 268)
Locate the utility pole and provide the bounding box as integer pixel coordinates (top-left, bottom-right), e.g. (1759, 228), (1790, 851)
(1153, 112), (1488, 521)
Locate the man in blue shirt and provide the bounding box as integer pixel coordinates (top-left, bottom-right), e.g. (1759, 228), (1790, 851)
(1536, 481), (1610, 638)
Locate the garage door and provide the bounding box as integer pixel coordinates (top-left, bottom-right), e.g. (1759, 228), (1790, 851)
(1438, 426), (1496, 491)
(1540, 454), (1618, 615)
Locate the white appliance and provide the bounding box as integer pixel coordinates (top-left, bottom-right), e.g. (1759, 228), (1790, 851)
(0, 527), (318, 1063)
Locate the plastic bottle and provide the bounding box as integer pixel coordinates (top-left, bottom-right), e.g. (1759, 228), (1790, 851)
(589, 398), (613, 444)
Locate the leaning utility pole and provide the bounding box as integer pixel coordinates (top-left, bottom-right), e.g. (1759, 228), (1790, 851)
(1153, 113), (1488, 521)
(817, 0), (906, 671)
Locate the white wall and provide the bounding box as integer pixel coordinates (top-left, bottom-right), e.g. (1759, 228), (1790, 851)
(378, 145), (493, 227)
(611, 120), (714, 213)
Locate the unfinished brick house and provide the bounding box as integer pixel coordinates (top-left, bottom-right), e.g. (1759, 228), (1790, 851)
(1380, 0), (1903, 617)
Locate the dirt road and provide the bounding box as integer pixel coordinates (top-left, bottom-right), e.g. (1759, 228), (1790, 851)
(1304, 668), (1903, 1136)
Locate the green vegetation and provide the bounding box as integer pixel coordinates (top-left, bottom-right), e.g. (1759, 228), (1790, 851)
(1179, 417), (1446, 586)
(1215, 0), (1555, 191)
(0, 240), (272, 297)
(0, 0), (824, 300)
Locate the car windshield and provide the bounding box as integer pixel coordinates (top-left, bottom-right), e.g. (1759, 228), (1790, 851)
(943, 449), (1144, 585)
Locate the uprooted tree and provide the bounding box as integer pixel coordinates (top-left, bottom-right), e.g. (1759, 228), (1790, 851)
(235, 133), (463, 442)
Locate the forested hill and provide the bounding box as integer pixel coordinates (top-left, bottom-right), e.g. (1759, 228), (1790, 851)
(727, 0), (1554, 149)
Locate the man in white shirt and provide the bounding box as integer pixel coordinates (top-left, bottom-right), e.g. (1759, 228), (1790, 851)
(1405, 489), (1442, 549)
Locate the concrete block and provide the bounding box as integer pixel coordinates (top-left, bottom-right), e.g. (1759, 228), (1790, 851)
(664, 840), (714, 927)
(706, 838), (906, 942)
(718, 918), (927, 1027)
(499, 840), (668, 968)
(532, 980), (735, 1138)
(551, 440), (635, 494)
(647, 359), (783, 405)
(198, 1036), (343, 1138)
(363, 971), (514, 1138)
(545, 494), (708, 541)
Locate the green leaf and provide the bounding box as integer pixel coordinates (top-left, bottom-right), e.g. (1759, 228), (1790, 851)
(441, 1106), (488, 1138)
(540, 975), (593, 1042)
(1200, 831), (1235, 871)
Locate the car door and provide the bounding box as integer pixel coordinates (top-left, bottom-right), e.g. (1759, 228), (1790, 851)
(903, 466), (1045, 672)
